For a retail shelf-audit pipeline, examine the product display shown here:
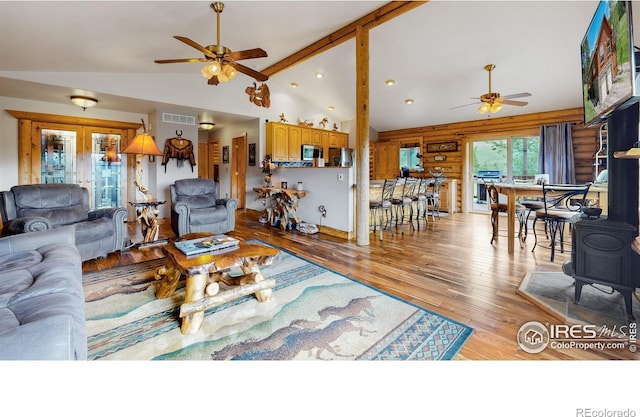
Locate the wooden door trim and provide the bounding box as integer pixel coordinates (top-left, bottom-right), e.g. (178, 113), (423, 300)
(231, 135), (247, 208)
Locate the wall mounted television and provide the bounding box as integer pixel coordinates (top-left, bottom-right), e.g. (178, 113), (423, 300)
(581, 0), (638, 126)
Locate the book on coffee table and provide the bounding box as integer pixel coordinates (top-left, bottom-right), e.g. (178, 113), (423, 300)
(175, 235), (240, 256)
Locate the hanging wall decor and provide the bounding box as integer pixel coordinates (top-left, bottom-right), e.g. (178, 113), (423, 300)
(222, 145), (229, 164)
(162, 130), (196, 172)
(249, 143), (256, 166)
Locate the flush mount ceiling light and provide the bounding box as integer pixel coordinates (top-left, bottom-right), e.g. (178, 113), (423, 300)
(328, 106), (335, 110)
(315, 72), (324, 79)
(199, 122), (215, 130)
(290, 82), (299, 88)
(405, 98), (414, 104)
(385, 79), (395, 86)
(70, 96), (98, 111)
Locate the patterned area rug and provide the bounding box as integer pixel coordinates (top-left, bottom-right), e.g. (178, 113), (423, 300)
(84, 240), (473, 360)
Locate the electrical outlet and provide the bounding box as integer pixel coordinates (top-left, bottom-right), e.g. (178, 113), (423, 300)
(338, 173), (344, 181)
(319, 205), (327, 217)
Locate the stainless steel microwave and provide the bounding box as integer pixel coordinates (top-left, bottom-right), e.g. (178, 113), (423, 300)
(301, 144), (320, 161)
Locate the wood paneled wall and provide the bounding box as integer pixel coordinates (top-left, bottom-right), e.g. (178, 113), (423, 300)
(375, 107), (601, 212)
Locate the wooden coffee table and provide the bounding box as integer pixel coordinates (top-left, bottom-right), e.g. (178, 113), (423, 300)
(155, 236), (280, 335)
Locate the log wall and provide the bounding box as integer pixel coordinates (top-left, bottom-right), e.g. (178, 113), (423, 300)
(375, 107), (602, 212)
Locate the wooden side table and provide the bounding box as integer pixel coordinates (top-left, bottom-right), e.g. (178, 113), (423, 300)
(155, 240), (280, 334)
(253, 186), (308, 230)
(129, 200), (167, 247)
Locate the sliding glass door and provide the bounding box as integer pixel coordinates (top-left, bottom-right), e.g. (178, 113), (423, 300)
(469, 135), (540, 212)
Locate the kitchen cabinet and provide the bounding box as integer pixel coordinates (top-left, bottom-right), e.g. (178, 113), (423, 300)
(373, 141), (400, 179)
(301, 128), (313, 145)
(287, 125), (302, 161)
(266, 122), (348, 162)
(266, 122), (289, 161)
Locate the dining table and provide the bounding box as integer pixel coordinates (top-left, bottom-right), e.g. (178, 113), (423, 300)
(495, 183), (608, 254)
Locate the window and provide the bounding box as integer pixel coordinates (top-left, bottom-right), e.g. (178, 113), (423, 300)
(399, 146), (422, 170)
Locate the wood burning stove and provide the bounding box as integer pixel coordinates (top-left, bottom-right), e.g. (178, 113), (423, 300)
(562, 102), (640, 322)
(563, 218), (639, 321)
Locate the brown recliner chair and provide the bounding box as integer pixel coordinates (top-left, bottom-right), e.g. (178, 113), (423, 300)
(0, 183), (127, 262)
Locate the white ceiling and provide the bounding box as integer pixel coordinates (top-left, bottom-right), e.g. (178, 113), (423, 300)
(0, 0), (631, 132)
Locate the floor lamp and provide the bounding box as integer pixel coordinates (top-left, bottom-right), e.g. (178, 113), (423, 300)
(122, 126), (165, 246)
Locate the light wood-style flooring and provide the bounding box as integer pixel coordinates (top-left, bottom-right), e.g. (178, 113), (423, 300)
(83, 209), (638, 360)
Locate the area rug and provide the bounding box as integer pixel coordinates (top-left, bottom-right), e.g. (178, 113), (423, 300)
(84, 240), (473, 360)
(517, 271), (639, 328)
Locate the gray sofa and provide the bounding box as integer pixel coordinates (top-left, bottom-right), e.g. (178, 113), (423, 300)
(170, 178), (238, 237)
(0, 183), (128, 262)
(0, 226), (86, 360)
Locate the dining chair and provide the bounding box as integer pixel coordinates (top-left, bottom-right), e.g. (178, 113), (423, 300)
(369, 178), (397, 241)
(412, 177), (433, 229)
(391, 177), (418, 233)
(531, 183), (592, 261)
(485, 181), (527, 247)
(426, 177), (445, 221)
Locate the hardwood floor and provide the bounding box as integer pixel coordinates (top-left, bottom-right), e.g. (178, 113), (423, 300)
(83, 209), (638, 360)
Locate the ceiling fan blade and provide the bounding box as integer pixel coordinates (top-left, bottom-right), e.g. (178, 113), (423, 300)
(449, 102), (480, 110)
(174, 36), (217, 59)
(502, 92), (532, 100)
(227, 48), (268, 61)
(154, 58), (209, 64)
(232, 62), (269, 82)
(501, 99), (528, 106)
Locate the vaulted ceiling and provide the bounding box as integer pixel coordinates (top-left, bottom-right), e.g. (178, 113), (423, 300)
(0, 1), (629, 132)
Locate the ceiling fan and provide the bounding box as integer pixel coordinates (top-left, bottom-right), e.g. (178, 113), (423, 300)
(451, 64), (531, 114)
(154, 2), (269, 86)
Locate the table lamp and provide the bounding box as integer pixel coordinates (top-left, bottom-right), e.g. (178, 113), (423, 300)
(122, 121), (163, 201)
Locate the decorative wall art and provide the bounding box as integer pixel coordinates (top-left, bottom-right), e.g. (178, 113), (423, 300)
(427, 141), (457, 153)
(245, 82), (271, 108)
(222, 145), (229, 164)
(162, 130), (195, 172)
(248, 143), (256, 166)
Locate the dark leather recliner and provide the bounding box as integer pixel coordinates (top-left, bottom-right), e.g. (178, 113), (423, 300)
(170, 178), (238, 238)
(0, 183), (127, 262)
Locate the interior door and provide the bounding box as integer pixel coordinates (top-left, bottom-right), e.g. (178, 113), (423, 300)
(37, 123), (83, 185)
(231, 135), (247, 208)
(85, 126), (125, 208)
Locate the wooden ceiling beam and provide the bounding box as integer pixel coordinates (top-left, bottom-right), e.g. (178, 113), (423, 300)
(260, 1), (428, 78)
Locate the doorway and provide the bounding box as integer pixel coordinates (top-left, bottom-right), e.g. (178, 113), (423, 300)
(231, 134), (247, 208)
(468, 135), (540, 212)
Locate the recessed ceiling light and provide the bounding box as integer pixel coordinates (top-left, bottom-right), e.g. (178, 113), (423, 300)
(328, 106), (335, 110)
(290, 82), (298, 88)
(315, 72), (324, 79)
(405, 99), (414, 104)
(386, 79), (395, 86)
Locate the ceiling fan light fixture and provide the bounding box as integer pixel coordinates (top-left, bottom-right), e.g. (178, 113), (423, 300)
(222, 63), (237, 80)
(478, 102), (490, 114)
(70, 96), (98, 110)
(201, 60), (223, 79)
(489, 102), (502, 113)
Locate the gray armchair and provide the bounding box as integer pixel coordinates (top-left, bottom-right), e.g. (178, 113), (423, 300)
(0, 183), (127, 262)
(170, 178), (238, 238)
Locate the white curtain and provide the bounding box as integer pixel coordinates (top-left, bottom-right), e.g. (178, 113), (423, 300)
(538, 123), (575, 184)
